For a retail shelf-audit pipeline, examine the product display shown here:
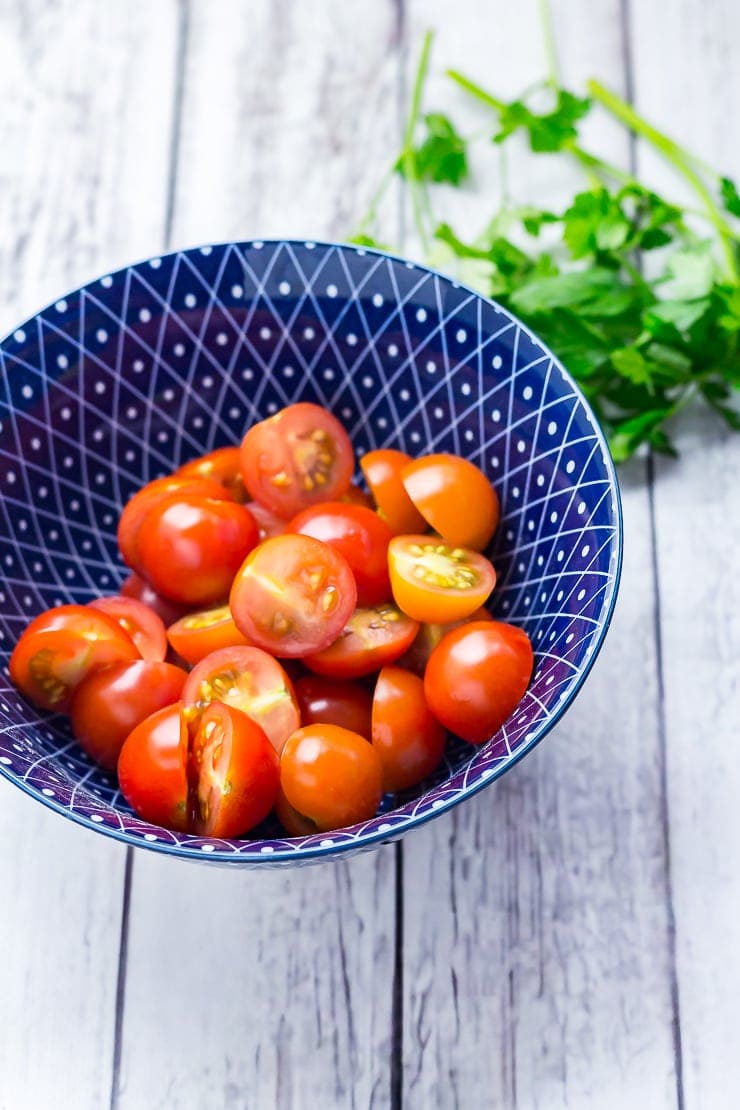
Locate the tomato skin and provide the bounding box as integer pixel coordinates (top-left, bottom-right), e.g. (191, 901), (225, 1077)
(294, 676), (372, 738)
(371, 666), (447, 792)
(398, 607), (492, 676)
(166, 605), (252, 666)
(9, 605), (140, 712)
(424, 621), (534, 745)
(401, 454), (500, 551)
(177, 446), (247, 502)
(182, 645), (300, 756)
(388, 535), (496, 623)
(117, 702), (190, 831)
(341, 483), (375, 510)
(69, 660), (188, 770)
(287, 502), (393, 607)
(359, 449), (428, 535)
(190, 703), (279, 838)
(275, 787), (320, 837)
(120, 572), (191, 628)
(245, 501), (287, 542)
(280, 724), (383, 831)
(138, 493), (259, 606)
(303, 603), (419, 679)
(229, 534), (357, 658)
(88, 595), (168, 662)
(117, 475), (232, 573)
(239, 402), (354, 519)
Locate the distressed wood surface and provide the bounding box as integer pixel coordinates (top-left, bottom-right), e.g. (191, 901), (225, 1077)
(1, 2), (739, 1109)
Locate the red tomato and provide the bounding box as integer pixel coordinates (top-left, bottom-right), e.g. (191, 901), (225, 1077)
(280, 724), (383, 831)
(371, 666), (446, 792)
(341, 483), (375, 510)
(239, 402), (354, 518)
(287, 501), (393, 607)
(9, 605), (140, 712)
(229, 534), (357, 658)
(275, 787), (320, 837)
(117, 702), (190, 831)
(177, 446), (247, 501)
(117, 475), (232, 572)
(424, 621), (534, 744)
(359, 448), (428, 535)
(398, 607), (493, 676)
(388, 535), (496, 623)
(120, 572), (191, 627)
(245, 501), (287, 542)
(69, 660), (188, 770)
(166, 605), (252, 666)
(88, 595), (167, 662)
(182, 645), (300, 755)
(303, 603), (418, 679)
(189, 702), (279, 838)
(137, 493), (259, 606)
(401, 454), (500, 551)
(294, 675), (373, 738)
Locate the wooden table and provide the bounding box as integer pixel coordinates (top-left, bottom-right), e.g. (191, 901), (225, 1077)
(1, 2), (738, 1107)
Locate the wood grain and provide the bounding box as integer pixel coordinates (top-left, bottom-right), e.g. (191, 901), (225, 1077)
(0, 3), (179, 1109)
(399, 2), (680, 1106)
(112, 4), (403, 1108)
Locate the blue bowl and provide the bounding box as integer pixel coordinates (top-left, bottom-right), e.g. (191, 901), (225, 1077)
(0, 240), (622, 865)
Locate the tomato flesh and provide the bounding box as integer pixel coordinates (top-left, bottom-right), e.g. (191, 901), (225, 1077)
(388, 534), (496, 623)
(303, 603), (418, 679)
(371, 666), (447, 792)
(166, 605), (252, 666)
(177, 446), (247, 501)
(88, 595), (167, 662)
(280, 724), (383, 831)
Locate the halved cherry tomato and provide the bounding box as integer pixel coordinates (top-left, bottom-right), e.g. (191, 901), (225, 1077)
(120, 572), (191, 628)
(117, 475), (232, 572)
(388, 535), (496, 623)
(177, 446), (247, 501)
(88, 595), (167, 662)
(341, 483), (375, 510)
(294, 675), (372, 738)
(239, 402), (354, 518)
(359, 448), (428, 535)
(303, 603), (418, 679)
(287, 502), (393, 607)
(424, 620), (534, 744)
(401, 454), (500, 551)
(182, 645), (300, 755)
(275, 787), (320, 837)
(138, 493), (259, 606)
(280, 724), (383, 831)
(9, 605), (140, 712)
(69, 660), (188, 770)
(371, 666), (447, 792)
(398, 607), (493, 676)
(189, 702), (279, 838)
(117, 702), (190, 831)
(245, 501), (286, 542)
(166, 605), (251, 666)
(229, 534), (357, 657)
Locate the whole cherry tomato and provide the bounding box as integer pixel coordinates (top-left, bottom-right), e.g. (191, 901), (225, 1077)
(294, 675), (373, 738)
(359, 448), (427, 535)
(388, 535), (496, 623)
(397, 607), (492, 676)
(117, 475), (232, 572)
(401, 453), (500, 551)
(303, 603), (418, 679)
(371, 666), (446, 792)
(117, 702), (190, 831)
(280, 724), (383, 831)
(287, 501), (393, 607)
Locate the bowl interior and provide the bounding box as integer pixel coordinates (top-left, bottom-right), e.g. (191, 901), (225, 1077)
(0, 240), (621, 863)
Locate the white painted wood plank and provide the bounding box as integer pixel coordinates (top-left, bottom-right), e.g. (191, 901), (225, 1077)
(0, 3), (179, 1109)
(400, 2), (679, 1106)
(114, 4), (402, 1108)
(629, 3), (740, 1106)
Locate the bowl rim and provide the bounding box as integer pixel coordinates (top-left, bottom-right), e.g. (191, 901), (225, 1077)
(0, 236), (624, 864)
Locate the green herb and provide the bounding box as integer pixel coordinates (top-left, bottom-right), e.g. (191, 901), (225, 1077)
(351, 30), (740, 462)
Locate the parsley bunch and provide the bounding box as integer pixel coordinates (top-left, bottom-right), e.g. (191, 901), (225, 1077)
(352, 32), (740, 462)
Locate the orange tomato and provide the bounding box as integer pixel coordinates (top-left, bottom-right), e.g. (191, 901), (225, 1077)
(359, 449), (428, 535)
(387, 535), (496, 623)
(401, 453), (500, 551)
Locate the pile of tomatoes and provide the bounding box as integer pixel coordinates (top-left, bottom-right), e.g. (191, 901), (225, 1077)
(9, 402), (534, 839)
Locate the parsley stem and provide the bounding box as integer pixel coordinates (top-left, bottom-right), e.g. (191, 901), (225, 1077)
(403, 30), (434, 252)
(537, 0), (560, 87)
(587, 79), (739, 280)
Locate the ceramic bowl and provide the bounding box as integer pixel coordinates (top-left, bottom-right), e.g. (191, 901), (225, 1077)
(0, 240), (622, 865)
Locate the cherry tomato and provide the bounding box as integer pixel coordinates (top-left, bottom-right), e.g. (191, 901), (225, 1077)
(294, 675), (372, 738)
(245, 501), (287, 542)
(88, 595), (167, 662)
(424, 621), (534, 744)
(388, 535), (496, 623)
(341, 483), (375, 510)
(9, 605), (140, 712)
(275, 787), (319, 837)
(401, 454), (500, 551)
(69, 660), (188, 770)
(239, 402), (354, 518)
(303, 603), (418, 679)
(359, 448), (428, 535)
(138, 492), (259, 606)
(398, 607), (493, 676)
(120, 572), (191, 627)
(182, 645), (300, 755)
(117, 475), (232, 572)
(229, 534), (357, 657)
(189, 702), (279, 838)
(287, 501), (393, 607)
(177, 446), (247, 501)
(371, 666), (447, 791)
(117, 702), (190, 831)
(166, 605), (251, 666)
(280, 724), (383, 831)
